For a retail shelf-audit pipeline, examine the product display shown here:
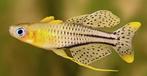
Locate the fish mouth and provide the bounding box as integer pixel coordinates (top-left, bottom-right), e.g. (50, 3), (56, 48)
(9, 26), (13, 35)
(9, 26), (16, 37)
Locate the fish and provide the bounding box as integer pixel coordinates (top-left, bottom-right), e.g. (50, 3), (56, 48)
(9, 10), (141, 72)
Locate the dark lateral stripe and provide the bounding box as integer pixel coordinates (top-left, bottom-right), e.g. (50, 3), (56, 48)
(64, 23), (115, 40)
(59, 42), (116, 49)
(67, 31), (115, 40)
(83, 34), (115, 40)
(75, 24), (115, 40)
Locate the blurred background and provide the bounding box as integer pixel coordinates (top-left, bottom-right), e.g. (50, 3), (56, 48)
(0, 0), (147, 76)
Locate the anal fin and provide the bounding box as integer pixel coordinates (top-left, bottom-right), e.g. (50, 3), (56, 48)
(70, 44), (112, 65)
(51, 49), (118, 72)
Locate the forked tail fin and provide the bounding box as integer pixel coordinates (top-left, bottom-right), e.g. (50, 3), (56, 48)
(113, 22), (141, 63)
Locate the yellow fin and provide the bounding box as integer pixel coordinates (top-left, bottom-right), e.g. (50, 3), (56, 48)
(48, 20), (63, 24)
(52, 49), (118, 72)
(82, 10), (120, 28)
(40, 16), (63, 24)
(40, 16), (55, 23)
(52, 49), (72, 59)
(113, 22), (141, 63)
(129, 22), (141, 29)
(121, 54), (134, 63)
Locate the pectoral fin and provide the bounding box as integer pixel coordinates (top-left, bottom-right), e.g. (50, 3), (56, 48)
(51, 49), (118, 72)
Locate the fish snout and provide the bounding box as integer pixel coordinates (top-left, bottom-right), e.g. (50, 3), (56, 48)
(9, 26), (15, 36)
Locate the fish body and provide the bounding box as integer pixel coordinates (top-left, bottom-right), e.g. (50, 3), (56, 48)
(9, 10), (141, 71)
(10, 23), (116, 48)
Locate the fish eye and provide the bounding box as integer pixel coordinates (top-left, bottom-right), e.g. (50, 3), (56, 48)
(16, 28), (26, 37)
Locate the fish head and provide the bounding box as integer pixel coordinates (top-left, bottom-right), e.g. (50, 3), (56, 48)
(9, 23), (35, 44)
(9, 23), (56, 49)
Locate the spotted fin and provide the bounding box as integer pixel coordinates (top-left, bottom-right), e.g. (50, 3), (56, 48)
(113, 22), (141, 63)
(66, 10), (120, 28)
(49, 20), (63, 24)
(83, 10), (120, 28)
(40, 16), (63, 24)
(70, 44), (112, 65)
(66, 14), (88, 24)
(52, 49), (118, 72)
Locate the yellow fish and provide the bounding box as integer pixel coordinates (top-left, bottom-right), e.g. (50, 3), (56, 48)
(9, 10), (141, 72)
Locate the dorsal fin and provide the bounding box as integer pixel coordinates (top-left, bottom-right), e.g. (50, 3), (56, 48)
(70, 43), (112, 64)
(66, 14), (88, 24)
(40, 16), (55, 23)
(48, 20), (63, 24)
(40, 16), (63, 24)
(66, 10), (120, 28)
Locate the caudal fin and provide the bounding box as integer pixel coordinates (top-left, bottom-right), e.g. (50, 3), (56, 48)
(113, 22), (141, 63)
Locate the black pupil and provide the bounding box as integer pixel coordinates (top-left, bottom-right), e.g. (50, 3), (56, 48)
(18, 29), (23, 34)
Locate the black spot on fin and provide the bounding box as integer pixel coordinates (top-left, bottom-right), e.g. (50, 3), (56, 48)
(112, 22), (141, 63)
(65, 10), (120, 28)
(70, 43), (112, 64)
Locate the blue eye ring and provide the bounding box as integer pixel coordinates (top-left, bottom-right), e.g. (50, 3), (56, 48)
(16, 27), (26, 37)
